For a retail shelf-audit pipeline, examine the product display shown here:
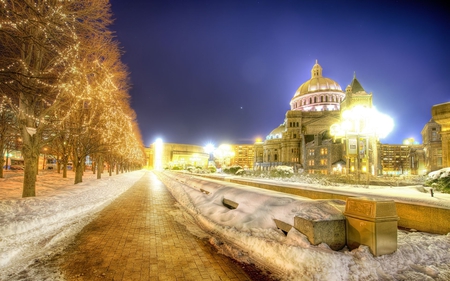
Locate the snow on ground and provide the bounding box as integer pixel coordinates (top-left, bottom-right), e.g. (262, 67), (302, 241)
(1, 169), (449, 281)
(156, 171), (450, 281)
(0, 169), (146, 280)
(205, 173), (450, 209)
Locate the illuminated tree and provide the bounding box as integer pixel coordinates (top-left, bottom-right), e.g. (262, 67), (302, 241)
(0, 0), (114, 196)
(0, 100), (18, 178)
(1, 0), (145, 195)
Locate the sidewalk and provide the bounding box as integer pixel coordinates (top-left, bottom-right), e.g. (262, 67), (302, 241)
(58, 171), (256, 281)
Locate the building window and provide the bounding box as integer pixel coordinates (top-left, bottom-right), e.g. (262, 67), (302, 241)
(431, 128), (438, 141)
(308, 160), (314, 166)
(309, 149), (315, 156)
(320, 148), (328, 155)
(320, 159), (327, 165)
(293, 134), (297, 138)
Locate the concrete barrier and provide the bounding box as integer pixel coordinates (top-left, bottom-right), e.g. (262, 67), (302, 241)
(198, 174), (450, 235)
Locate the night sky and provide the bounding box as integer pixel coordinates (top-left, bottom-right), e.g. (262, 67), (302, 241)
(109, 0), (449, 147)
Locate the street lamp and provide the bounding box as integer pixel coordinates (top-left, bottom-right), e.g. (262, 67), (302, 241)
(204, 143), (215, 167)
(331, 106), (393, 182)
(214, 144), (235, 168)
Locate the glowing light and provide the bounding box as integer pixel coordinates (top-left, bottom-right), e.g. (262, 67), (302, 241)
(331, 106), (394, 139)
(204, 143), (215, 154)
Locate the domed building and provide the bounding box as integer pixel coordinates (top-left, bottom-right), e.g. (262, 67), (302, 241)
(290, 60), (345, 112)
(254, 61), (372, 174)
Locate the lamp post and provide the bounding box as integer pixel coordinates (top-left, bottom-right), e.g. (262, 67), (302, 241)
(331, 106), (393, 183)
(214, 144), (235, 169)
(204, 143), (215, 167)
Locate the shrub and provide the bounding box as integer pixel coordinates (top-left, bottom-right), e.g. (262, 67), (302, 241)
(223, 165), (242, 175)
(269, 165), (294, 178)
(208, 166), (217, 173)
(425, 168), (450, 193)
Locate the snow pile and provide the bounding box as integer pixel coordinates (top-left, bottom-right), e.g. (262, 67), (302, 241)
(0, 170), (145, 279)
(428, 167), (450, 180)
(157, 171), (450, 281)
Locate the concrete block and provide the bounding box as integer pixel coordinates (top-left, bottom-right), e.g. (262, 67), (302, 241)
(222, 198), (238, 209)
(273, 219), (293, 235)
(294, 216), (346, 250)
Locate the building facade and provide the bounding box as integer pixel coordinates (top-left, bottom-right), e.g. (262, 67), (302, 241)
(230, 144), (254, 169)
(145, 143), (209, 170)
(379, 143), (422, 175)
(254, 61), (376, 175)
(431, 102), (450, 169)
(254, 61), (345, 172)
(421, 119), (443, 172)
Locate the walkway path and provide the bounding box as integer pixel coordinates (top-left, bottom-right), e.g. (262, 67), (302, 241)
(58, 171), (258, 281)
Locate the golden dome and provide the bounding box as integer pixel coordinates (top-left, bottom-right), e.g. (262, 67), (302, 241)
(292, 61), (342, 99)
(266, 124), (285, 140)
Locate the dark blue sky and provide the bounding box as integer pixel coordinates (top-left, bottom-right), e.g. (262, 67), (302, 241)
(109, 0), (449, 147)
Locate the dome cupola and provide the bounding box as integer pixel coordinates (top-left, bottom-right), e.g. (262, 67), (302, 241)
(290, 60), (346, 112)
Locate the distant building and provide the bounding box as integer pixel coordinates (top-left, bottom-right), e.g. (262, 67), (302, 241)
(254, 61), (345, 172)
(145, 143), (209, 170)
(304, 133), (344, 175)
(229, 144), (254, 169)
(421, 119), (443, 172)
(431, 102), (450, 169)
(379, 143), (422, 175)
(254, 61), (377, 176)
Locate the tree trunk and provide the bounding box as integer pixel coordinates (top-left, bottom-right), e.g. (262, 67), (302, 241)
(57, 158), (61, 174)
(74, 156), (83, 184)
(0, 155), (4, 178)
(22, 147), (39, 197)
(96, 156), (102, 179)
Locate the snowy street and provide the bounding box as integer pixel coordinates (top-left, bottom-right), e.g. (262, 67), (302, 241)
(0, 169), (449, 280)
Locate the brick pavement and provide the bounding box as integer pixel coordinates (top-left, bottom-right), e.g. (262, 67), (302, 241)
(58, 171), (254, 281)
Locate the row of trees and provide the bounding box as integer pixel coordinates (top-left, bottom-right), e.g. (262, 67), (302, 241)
(0, 0), (146, 197)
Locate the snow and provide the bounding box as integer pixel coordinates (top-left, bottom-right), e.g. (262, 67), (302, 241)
(0, 169), (449, 281)
(156, 171), (450, 281)
(0, 169), (146, 280)
(428, 167), (450, 180)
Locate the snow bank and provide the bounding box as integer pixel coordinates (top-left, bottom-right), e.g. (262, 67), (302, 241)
(0, 170), (145, 279)
(157, 171), (450, 281)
